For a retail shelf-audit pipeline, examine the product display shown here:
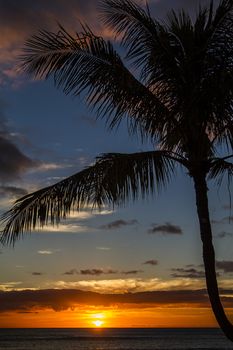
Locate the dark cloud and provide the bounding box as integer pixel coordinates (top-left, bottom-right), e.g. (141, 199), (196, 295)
(100, 219), (138, 230)
(121, 270), (143, 275)
(0, 105), (36, 182)
(63, 269), (79, 276)
(170, 268), (205, 279)
(0, 186), (27, 198)
(216, 261), (233, 273)
(212, 217), (233, 225)
(0, 287), (232, 313)
(215, 231), (233, 239)
(64, 268), (118, 276)
(222, 204), (231, 210)
(80, 268), (117, 276)
(0, 135), (35, 181)
(143, 260), (158, 266)
(32, 272), (44, 276)
(0, 0), (100, 79)
(64, 268), (143, 275)
(148, 222), (182, 235)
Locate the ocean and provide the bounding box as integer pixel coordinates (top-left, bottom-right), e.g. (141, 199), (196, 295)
(0, 328), (233, 350)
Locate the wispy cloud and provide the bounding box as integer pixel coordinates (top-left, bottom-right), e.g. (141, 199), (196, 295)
(148, 222), (182, 235)
(34, 162), (74, 172)
(170, 267), (206, 279)
(80, 268), (118, 276)
(37, 250), (53, 255)
(96, 246), (111, 251)
(40, 223), (91, 233)
(121, 270), (143, 275)
(63, 268), (143, 276)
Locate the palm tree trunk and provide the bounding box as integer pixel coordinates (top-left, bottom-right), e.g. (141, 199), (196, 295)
(193, 172), (233, 341)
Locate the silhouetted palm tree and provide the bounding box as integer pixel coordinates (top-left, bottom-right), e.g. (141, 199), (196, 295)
(1, 0), (233, 340)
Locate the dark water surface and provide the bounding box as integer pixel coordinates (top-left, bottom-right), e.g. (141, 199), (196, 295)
(0, 328), (233, 350)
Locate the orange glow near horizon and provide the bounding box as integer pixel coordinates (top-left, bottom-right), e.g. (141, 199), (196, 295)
(0, 304), (230, 328)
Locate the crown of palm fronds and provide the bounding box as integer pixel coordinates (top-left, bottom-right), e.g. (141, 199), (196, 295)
(1, 0), (233, 245)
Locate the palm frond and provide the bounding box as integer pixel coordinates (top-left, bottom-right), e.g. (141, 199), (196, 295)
(208, 157), (233, 186)
(99, 0), (186, 93)
(0, 151), (178, 245)
(213, 0), (233, 28)
(20, 25), (169, 140)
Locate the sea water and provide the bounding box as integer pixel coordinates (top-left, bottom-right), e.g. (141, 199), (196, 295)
(0, 328), (232, 350)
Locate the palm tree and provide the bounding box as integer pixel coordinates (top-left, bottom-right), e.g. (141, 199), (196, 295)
(1, 0), (233, 340)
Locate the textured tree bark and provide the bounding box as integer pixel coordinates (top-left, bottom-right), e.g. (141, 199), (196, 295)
(193, 172), (233, 341)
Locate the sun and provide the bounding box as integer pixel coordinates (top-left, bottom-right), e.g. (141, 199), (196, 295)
(90, 313), (105, 327)
(92, 320), (104, 327)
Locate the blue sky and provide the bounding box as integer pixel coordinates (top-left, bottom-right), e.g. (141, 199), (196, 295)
(0, 0), (233, 326)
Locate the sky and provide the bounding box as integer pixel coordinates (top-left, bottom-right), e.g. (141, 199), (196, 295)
(0, 0), (233, 328)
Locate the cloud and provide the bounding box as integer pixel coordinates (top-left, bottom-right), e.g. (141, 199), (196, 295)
(0, 105), (36, 182)
(96, 246), (111, 251)
(222, 204), (231, 210)
(37, 250), (53, 255)
(53, 277), (205, 294)
(148, 222), (182, 235)
(0, 186), (27, 198)
(1, 287), (233, 313)
(0, 0), (214, 87)
(63, 269), (79, 276)
(170, 268), (206, 279)
(143, 259), (158, 266)
(0, 282), (22, 291)
(216, 261), (233, 273)
(80, 268), (118, 276)
(0, 0), (100, 85)
(0, 135), (36, 182)
(32, 272), (44, 276)
(35, 162), (73, 172)
(215, 231), (233, 239)
(40, 223), (91, 233)
(63, 268), (143, 276)
(121, 270), (143, 275)
(212, 216), (233, 225)
(100, 219), (138, 230)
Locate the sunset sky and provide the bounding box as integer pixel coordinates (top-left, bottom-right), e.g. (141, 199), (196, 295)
(0, 0), (233, 328)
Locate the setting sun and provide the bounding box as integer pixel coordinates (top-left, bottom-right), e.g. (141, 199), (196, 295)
(92, 320), (104, 327)
(90, 313), (105, 327)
